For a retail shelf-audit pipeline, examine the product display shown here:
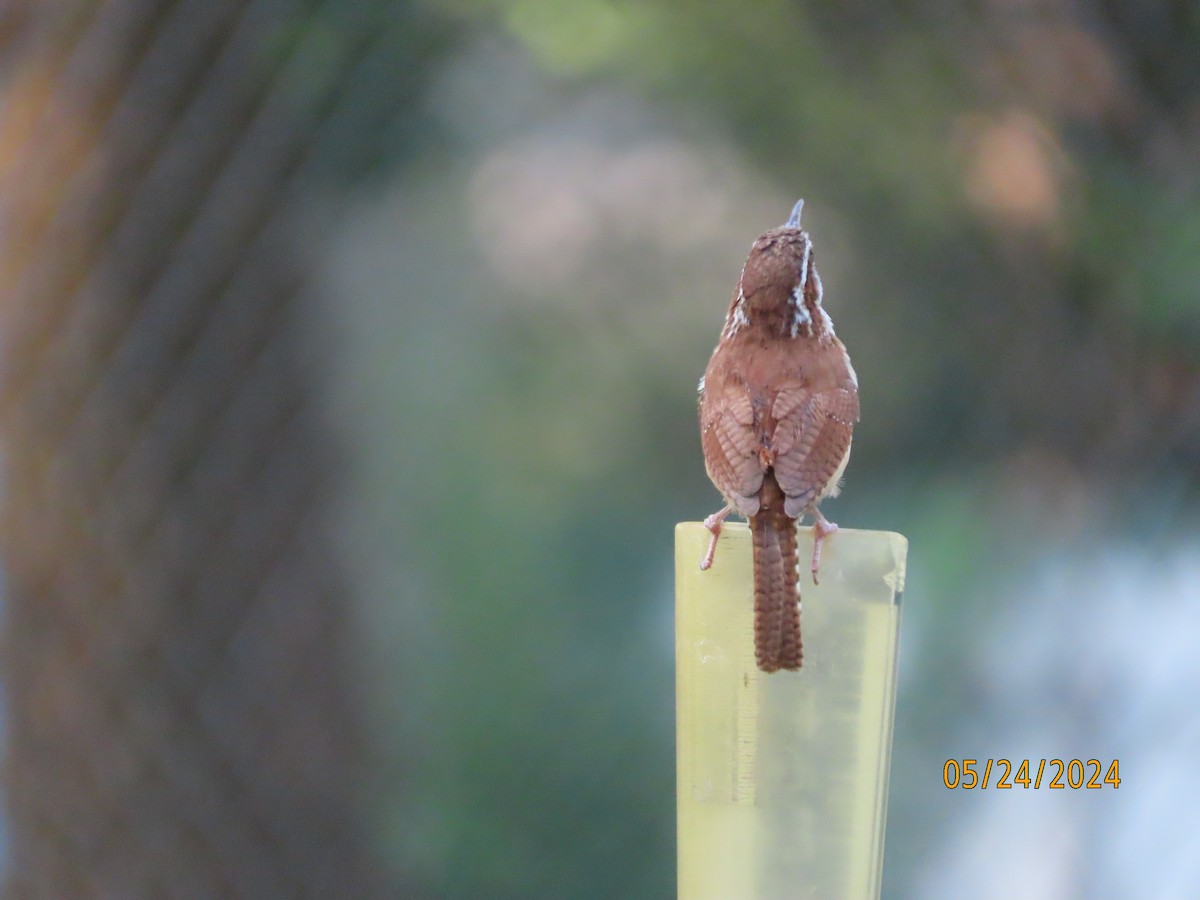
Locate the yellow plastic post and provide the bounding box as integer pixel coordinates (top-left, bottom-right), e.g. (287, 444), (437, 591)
(675, 522), (907, 900)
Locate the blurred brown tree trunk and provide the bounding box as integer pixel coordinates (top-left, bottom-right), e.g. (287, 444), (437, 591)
(0, 3), (385, 896)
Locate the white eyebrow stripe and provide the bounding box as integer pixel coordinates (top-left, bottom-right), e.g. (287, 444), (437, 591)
(788, 282), (812, 337)
(798, 239), (810, 293)
(722, 290), (749, 338)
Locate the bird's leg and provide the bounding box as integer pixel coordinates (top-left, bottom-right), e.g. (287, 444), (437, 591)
(810, 507), (839, 585)
(700, 505), (733, 571)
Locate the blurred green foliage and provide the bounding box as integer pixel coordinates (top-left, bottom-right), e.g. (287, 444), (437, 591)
(311, 1), (1200, 895)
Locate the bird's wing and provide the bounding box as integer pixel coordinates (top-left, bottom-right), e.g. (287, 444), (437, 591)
(770, 386), (859, 518)
(700, 383), (765, 516)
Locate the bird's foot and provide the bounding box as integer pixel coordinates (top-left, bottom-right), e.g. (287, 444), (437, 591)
(810, 509), (838, 585)
(700, 505), (733, 570)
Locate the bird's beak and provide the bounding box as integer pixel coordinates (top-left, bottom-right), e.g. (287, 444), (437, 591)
(785, 198), (805, 229)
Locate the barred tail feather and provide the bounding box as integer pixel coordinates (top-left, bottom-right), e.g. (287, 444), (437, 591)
(750, 478), (802, 672)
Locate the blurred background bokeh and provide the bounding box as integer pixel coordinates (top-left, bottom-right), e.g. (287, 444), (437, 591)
(0, 1), (1197, 897)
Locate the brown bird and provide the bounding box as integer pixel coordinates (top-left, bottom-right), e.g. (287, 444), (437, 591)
(698, 200), (859, 672)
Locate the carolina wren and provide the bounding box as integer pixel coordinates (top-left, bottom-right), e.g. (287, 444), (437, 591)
(698, 200), (859, 672)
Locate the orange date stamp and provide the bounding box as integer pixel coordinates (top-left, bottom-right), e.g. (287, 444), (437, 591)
(943, 758), (1121, 790)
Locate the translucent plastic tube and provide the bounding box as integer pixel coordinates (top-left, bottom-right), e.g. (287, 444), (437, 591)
(675, 523), (907, 900)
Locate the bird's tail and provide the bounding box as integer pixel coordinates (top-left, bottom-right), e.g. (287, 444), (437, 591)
(750, 475), (802, 672)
